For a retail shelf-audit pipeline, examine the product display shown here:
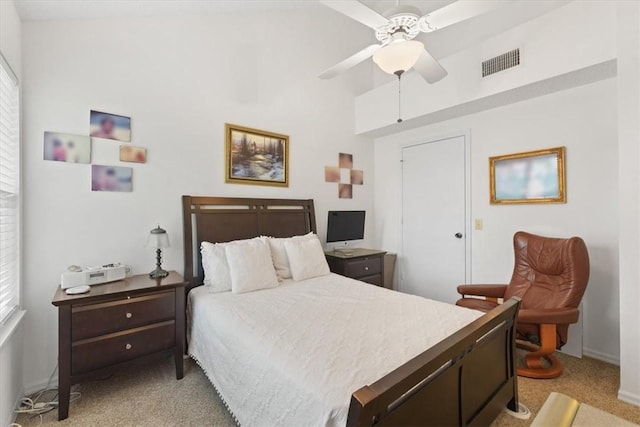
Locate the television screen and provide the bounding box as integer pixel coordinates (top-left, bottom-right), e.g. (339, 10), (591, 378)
(326, 210), (366, 243)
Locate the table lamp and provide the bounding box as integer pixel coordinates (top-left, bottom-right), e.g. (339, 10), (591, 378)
(147, 225), (170, 279)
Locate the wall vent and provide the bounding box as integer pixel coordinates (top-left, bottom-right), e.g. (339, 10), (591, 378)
(482, 49), (520, 77)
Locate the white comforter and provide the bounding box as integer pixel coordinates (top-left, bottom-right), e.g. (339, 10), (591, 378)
(188, 273), (483, 427)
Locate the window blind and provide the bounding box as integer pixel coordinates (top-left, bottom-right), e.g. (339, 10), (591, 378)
(0, 53), (20, 324)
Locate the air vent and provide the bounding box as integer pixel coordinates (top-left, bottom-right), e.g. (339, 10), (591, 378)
(482, 49), (520, 77)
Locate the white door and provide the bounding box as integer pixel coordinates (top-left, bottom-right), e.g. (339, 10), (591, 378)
(401, 135), (468, 304)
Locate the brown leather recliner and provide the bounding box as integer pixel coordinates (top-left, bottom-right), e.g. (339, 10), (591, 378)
(456, 231), (590, 379)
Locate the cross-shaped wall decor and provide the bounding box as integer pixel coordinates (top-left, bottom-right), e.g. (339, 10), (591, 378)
(324, 153), (363, 199)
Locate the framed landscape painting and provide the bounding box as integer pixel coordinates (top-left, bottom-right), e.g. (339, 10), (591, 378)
(490, 146), (566, 204)
(225, 123), (289, 187)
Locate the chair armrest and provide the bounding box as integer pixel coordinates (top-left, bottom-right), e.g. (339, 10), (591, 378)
(518, 308), (580, 325)
(457, 284), (507, 298)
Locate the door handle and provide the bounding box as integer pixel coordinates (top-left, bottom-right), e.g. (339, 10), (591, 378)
(455, 232), (463, 239)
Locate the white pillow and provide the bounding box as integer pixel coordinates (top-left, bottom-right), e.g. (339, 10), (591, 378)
(200, 241), (232, 293)
(225, 237), (279, 294)
(267, 232), (315, 281)
(284, 235), (330, 281)
(201, 236), (265, 292)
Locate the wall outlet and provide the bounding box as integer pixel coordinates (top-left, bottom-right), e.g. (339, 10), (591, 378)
(474, 219), (483, 230)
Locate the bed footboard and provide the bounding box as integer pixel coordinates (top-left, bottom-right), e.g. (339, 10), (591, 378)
(347, 297), (521, 427)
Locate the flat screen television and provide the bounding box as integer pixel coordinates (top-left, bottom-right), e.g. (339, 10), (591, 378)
(326, 210), (366, 243)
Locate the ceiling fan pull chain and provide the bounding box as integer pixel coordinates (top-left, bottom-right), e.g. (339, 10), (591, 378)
(396, 71), (403, 123)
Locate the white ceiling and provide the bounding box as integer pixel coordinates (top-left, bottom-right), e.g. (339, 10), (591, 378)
(13, 0), (316, 21)
(13, 0), (571, 60)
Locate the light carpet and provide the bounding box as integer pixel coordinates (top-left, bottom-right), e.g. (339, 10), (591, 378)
(15, 353), (640, 426)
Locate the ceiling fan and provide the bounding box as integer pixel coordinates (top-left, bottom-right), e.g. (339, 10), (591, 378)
(318, 0), (504, 83)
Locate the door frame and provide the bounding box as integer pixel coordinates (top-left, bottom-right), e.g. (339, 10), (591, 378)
(399, 130), (472, 287)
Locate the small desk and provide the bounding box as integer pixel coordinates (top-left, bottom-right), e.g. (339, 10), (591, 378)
(325, 248), (386, 286)
(51, 272), (186, 420)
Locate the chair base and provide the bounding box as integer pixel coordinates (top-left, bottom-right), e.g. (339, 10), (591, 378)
(517, 339), (563, 379)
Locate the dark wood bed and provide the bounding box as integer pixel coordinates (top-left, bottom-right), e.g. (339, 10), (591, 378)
(182, 195), (521, 426)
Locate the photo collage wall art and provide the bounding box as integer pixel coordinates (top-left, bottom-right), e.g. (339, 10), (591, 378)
(324, 153), (364, 199)
(43, 110), (147, 192)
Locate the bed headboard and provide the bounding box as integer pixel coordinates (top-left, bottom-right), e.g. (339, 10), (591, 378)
(181, 195), (317, 292)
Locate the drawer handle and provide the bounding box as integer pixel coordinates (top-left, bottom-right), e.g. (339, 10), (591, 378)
(125, 343), (132, 350)
(126, 312), (132, 319)
(364, 266), (369, 271)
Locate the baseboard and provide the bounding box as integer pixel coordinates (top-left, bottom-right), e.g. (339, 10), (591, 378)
(618, 389), (640, 406)
(583, 347), (620, 365)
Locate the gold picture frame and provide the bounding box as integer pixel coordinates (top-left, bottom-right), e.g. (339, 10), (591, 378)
(224, 123), (289, 187)
(490, 146), (566, 204)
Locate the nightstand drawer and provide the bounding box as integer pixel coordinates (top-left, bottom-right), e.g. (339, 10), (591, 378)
(71, 321), (175, 375)
(360, 274), (383, 286)
(345, 257), (382, 278)
(72, 291), (175, 341)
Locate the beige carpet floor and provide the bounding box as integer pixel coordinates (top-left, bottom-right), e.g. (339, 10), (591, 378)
(15, 353), (640, 426)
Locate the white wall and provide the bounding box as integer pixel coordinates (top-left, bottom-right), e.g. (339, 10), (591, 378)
(1, 0), (22, 78)
(0, 0), (24, 424)
(374, 78), (619, 362)
(617, 0), (640, 406)
(21, 9), (375, 390)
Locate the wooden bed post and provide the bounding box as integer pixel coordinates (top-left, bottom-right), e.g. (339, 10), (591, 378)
(181, 195), (195, 287)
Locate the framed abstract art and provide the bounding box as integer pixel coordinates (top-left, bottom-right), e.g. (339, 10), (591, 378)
(490, 146), (566, 204)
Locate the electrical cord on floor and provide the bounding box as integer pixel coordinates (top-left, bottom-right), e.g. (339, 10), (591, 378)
(15, 388), (82, 412)
(13, 364), (81, 423)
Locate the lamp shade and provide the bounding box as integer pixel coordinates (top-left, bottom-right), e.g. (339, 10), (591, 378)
(373, 40), (424, 75)
(147, 226), (170, 249)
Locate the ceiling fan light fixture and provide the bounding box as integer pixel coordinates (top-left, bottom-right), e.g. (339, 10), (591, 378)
(372, 39), (424, 75)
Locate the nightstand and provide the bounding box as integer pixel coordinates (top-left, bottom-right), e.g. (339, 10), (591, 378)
(325, 248), (386, 286)
(51, 271), (186, 420)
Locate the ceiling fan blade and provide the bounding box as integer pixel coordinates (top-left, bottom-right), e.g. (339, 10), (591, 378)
(413, 49), (448, 83)
(319, 44), (381, 79)
(319, 0), (389, 29)
(423, 0), (505, 31)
